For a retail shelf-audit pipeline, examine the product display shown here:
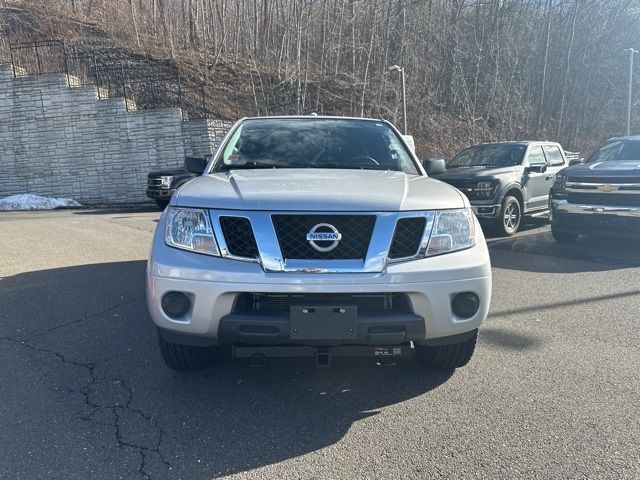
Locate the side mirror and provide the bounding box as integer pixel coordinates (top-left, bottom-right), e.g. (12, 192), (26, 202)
(423, 157), (446, 175)
(528, 163), (547, 173)
(184, 155), (208, 175)
(569, 158), (584, 166)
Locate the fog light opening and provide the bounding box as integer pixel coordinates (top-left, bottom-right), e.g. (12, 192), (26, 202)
(452, 292), (479, 319)
(161, 292), (191, 319)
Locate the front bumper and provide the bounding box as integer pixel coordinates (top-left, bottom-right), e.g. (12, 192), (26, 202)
(550, 199), (640, 236)
(147, 216), (492, 346)
(470, 203), (501, 219)
(146, 187), (175, 200)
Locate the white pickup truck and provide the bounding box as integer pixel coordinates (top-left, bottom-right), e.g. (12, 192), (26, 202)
(146, 116), (491, 370)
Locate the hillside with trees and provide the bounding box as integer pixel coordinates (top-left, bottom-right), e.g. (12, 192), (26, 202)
(1, 0), (639, 157)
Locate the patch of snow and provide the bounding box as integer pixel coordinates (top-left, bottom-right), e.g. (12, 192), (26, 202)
(0, 194), (82, 211)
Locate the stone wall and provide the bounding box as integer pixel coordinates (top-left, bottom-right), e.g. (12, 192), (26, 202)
(0, 64), (232, 205)
(181, 118), (233, 157)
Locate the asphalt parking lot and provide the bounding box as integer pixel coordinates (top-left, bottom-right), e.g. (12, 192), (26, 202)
(1, 209), (639, 479)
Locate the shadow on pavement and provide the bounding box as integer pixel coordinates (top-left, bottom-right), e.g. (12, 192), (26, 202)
(480, 327), (542, 351)
(481, 215), (549, 239)
(0, 261), (451, 478)
(488, 290), (640, 320)
(73, 205), (160, 215)
(488, 230), (640, 273)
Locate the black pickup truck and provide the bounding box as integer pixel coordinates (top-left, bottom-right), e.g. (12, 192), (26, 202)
(146, 168), (196, 209)
(146, 155), (211, 209)
(433, 141), (571, 235)
(550, 136), (640, 241)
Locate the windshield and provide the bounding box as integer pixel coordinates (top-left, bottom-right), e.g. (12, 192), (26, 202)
(214, 118), (419, 174)
(587, 139), (640, 163)
(449, 144), (526, 168)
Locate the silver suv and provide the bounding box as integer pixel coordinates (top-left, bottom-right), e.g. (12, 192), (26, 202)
(146, 117), (492, 370)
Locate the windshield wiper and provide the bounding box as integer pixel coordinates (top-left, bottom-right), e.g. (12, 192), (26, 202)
(219, 161), (281, 171)
(450, 164), (509, 168)
(313, 163), (390, 171)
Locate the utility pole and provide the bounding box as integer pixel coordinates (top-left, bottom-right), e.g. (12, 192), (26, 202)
(624, 48), (638, 136)
(389, 65), (407, 134)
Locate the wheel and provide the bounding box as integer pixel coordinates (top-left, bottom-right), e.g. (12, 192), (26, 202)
(158, 333), (226, 371)
(155, 198), (170, 210)
(496, 196), (521, 236)
(416, 330), (478, 370)
(551, 223), (579, 242)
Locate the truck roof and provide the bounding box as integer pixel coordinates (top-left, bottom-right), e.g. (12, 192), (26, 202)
(471, 140), (562, 147)
(606, 135), (640, 141)
(239, 115), (386, 122)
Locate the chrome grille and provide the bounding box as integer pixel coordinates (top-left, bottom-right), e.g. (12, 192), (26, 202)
(567, 192), (640, 207)
(566, 180), (640, 206)
(568, 176), (640, 184)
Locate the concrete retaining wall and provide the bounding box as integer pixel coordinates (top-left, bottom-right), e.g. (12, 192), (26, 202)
(0, 64), (232, 205)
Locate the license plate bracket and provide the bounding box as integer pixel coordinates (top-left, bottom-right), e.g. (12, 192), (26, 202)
(290, 306), (358, 341)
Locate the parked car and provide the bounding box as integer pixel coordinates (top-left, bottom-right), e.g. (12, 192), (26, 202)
(146, 116), (491, 371)
(550, 136), (640, 241)
(146, 158), (206, 209)
(433, 141), (570, 236)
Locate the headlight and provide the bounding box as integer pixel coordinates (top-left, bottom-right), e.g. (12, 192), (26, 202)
(159, 176), (173, 188)
(164, 207), (219, 256)
(472, 180), (499, 199)
(426, 208), (476, 256)
(553, 173), (566, 192)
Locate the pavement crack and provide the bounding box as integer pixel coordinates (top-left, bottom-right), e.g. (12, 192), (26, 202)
(0, 336), (96, 373)
(31, 294), (145, 338)
(0, 336), (170, 478)
(117, 378), (172, 467)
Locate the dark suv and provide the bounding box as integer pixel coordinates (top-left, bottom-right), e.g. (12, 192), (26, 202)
(434, 141), (569, 235)
(550, 136), (640, 241)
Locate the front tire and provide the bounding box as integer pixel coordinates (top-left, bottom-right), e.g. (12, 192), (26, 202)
(416, 330), (478, 370)
(551, 223), (579, 242)
(496, 196), (521, 236)
(158, 334), (225, 371)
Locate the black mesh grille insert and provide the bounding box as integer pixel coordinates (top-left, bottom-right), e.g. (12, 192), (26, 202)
(388, 217), (426, 259)
(272, 215), (375, 260)
(233, 293), (412, 315)
(219, 216), (259, 258)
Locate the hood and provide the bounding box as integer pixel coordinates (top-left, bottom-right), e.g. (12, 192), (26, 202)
(148, 168), (191, 177)
(174, 168), (465, 211)
(434, 165), (519, 181)
(563, 160), (640, 179)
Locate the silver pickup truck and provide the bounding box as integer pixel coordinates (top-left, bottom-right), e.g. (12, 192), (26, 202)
(146, 116), (492, 371)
